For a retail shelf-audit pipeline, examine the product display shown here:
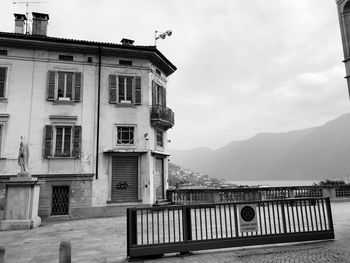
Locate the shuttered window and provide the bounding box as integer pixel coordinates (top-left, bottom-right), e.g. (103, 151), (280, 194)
(47, 71), (82, 102)
(156, 130), (163, 147)
(109, 75), (142, 105)
(0, 67), (7, 98)
(43, 125), (81, 158)
(152, 80), (166, 107)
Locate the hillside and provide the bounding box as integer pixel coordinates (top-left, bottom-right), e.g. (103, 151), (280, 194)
(169, 113), (350, 181)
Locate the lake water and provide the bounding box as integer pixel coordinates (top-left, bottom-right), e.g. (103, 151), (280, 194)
(226, 179), (320, 187)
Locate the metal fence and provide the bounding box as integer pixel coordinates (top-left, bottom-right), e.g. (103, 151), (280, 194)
(127, 197), (334, 258)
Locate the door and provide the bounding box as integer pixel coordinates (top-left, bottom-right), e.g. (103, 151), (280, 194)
(154, 157), (164, 200)
(111, 156), (138, 202)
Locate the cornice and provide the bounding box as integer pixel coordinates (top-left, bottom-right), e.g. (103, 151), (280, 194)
(0, 32), (176, 76)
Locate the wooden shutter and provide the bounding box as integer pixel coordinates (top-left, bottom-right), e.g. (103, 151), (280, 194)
(0, 67), (7, 98)
(47, 71), (56, 101)
(135, 76), (141, 105)
(163, 87), (167, 107)
(72, 125), (81, 158)
(43, 125), (53, 157)
(152, 80), (157, 106)
(74, 72), (82, 102)
(109, 74), (117, 103)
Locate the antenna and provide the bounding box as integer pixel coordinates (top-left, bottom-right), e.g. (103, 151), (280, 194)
(13, 1), (49, 34)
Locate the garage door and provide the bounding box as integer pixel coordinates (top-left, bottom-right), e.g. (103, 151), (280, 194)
(112, 156), (138, 202)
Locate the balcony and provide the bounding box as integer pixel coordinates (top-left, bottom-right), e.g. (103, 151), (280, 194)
(150, 105), (175, 130)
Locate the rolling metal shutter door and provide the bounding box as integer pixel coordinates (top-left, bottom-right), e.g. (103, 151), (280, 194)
(112, 156), (138, 202)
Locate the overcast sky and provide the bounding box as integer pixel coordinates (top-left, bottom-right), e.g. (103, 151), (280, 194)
(1, 0), (349, 150)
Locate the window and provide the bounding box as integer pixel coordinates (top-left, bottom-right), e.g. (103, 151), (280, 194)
(43, 125), (81, 158)
(119, 60), (132, 66)
(156, 130), (163, 147)
(55, 126), (72, 157)
(0, 67), (8, 99)
(59, 55), (73, 61)
(0, 50), (7, 56)
(47, 71), (82, 102)
(152, 80), (166, 107)
(116, 126), (135, 145)
(118, 76), (133, 103)
(109, 75), (141, 105)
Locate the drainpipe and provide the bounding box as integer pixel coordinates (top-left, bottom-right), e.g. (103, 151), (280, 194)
(95, 45), (102, 179)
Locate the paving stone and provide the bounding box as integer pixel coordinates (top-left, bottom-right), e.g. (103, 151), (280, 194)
(0, 202), (349, 262)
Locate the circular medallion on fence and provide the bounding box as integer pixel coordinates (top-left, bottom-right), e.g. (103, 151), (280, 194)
(240, 205), (255, 222)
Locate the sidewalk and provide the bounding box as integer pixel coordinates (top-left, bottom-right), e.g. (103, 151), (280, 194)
(0, 202), (349, 263)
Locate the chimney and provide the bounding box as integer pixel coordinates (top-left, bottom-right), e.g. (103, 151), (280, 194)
(120, 38), (135, 45)
(32, 12), (49, 36)
(14, 14), (27, 34)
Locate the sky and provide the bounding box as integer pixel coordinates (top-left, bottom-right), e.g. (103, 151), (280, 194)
(0, 0), (349, 150)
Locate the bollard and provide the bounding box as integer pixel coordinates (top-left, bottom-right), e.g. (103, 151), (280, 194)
(59, 240), (71, 263)
(0, 246), (5, 263)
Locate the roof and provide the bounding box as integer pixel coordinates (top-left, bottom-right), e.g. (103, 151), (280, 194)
(0, 31), (177, 76)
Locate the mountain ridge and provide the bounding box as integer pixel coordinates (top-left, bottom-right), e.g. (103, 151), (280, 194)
(169, 113), (350, 181)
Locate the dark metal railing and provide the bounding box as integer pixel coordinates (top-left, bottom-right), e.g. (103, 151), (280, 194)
(167, 185), (350, 204)
(150, 105), (175, 129)
(127, 198), (334, 258)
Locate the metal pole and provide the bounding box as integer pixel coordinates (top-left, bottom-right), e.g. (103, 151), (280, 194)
(0, 246), (5, 263)
(59, 240), (71, 263)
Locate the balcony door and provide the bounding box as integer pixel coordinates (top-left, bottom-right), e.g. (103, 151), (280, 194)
(152, 80), (166, 107)
(154, 157), (164, 200)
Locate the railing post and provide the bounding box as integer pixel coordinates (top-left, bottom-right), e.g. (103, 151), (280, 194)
(288, 189), (295, 199)
(59, 240), (71, 263)
(206, 190), (220, 203)
(182, 206), (192, 242)
(322, 187), (336, 200)
(280, 201), (287, 234)
(127, 209), (137, 258)
(166, 190), (173, 203)
(325, 197), (334, 234)
(0, 246), (5, 263)
(180, 206), (192, 255)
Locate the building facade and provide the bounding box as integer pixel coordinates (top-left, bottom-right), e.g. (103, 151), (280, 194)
(336, 0), (350, 97)
(0, 13), (176, 218)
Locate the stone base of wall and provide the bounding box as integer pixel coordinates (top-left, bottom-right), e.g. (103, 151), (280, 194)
(36, 174), (94, 218)
(68, 203), (151, 219)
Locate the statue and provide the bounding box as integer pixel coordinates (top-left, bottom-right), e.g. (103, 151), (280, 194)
(17, 136), (30, 177)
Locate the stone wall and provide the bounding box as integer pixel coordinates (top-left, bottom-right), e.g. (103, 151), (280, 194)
(37, 174), (93, 218)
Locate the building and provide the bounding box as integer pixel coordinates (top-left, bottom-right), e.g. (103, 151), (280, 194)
(336, 0), (350, 97)
(0, 13), (176, 218)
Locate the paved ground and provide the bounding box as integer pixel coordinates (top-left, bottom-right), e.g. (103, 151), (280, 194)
(0, 202), (349, 263)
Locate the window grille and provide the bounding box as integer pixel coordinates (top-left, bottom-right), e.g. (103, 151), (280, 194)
(117, 126), (135, 145)
(51, 186), (69, 215)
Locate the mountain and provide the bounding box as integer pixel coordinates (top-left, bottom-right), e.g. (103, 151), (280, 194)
(169, 113), (350, 181)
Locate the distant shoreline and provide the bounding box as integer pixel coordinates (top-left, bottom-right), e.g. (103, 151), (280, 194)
(225, 179), (320, 187)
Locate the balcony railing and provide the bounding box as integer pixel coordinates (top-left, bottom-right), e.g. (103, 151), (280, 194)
(167, 185), (350, 204)
(150, 105), (174, 130)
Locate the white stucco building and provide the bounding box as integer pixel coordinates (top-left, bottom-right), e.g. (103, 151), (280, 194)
(0, 13), (176, 218)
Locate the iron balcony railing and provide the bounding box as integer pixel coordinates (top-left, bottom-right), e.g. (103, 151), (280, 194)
(150, 105), (174, 130)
